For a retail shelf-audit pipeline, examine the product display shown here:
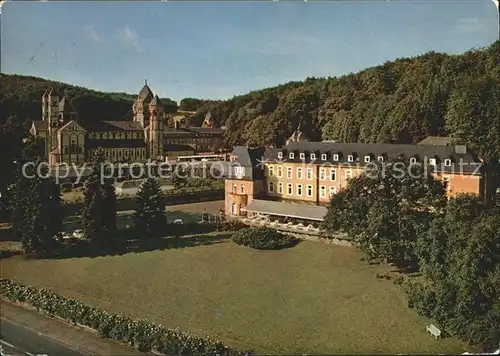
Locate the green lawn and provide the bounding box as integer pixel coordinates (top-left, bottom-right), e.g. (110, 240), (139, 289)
(0, 237), (470, 354)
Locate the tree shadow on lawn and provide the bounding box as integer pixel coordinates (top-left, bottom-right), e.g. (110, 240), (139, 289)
(43, 233), (230, 260)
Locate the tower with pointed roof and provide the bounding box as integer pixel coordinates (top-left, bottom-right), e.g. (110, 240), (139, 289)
(47, 89), (61, 157)
(148, 94), (165, 160)
(133, 80), (154, 129)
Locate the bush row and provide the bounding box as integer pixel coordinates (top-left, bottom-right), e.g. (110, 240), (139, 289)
(231, 226), (296, 250)
(0, 279), (250, 355)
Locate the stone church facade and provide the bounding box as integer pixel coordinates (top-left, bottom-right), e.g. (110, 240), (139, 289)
(29, 82), (225, 166)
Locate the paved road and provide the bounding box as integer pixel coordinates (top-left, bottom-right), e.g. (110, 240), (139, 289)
(1, 317), (87, 355)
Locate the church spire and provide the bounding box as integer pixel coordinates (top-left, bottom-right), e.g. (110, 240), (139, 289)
(145, 79), (147, 85)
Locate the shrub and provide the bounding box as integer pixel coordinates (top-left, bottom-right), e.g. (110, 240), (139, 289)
(231, 227), (296, 250)
(0, 279), (250, 355)
(216, 219), (246, 232)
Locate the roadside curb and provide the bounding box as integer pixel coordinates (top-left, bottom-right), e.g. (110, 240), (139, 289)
(1, 298), (151, 355)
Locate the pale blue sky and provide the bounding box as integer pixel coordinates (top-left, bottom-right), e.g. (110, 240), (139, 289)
(1, 1), (497, 102)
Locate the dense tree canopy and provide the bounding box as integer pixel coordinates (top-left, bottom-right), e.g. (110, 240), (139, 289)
(409, 195), (500, 348)
(322, 161), (447, 269)
(81, 149), (117, 240)
(11, 139), (62, 255)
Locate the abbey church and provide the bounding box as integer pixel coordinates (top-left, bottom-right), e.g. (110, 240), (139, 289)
(29, 82), (225, 166)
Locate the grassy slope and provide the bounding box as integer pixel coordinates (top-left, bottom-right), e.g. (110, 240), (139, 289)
(0, 239), (468, 354)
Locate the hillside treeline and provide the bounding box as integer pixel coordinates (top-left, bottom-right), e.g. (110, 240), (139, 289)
(194, 41), (498, 152)
(0, 74), (178, 128)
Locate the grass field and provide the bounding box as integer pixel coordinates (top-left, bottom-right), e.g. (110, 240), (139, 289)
(0, 236), (469, 354)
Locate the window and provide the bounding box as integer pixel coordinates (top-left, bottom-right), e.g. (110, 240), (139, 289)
(429, 158), (437, 165)
(234, 166), (246, 177)
(289, 152), (294, 159)
(297, 168), (303, 179)
(232, 183), (237, 194)
(307, 185), (313, 197)
(278, 152), (283, 159)
(364, 156), (371, 163)
(269, 166), (274, 177)
(287, 167), (293, 179)
(299, 153), (305, 160)
(345, 170), (352, 179)
(347, 155), (354, 162)
(320, 168), (326, 180)
(410, 157), (417, 164)
(287, 183), (293, 195)
(333, 154), (339, 161)
(330, 169), (336, 181)
(320, 186), (326, 198)
(329, 186), (337, 196)
(241, 184), (245, 194)
(269, 182), (274, 193)
(296, 184), (303, 196)
(277, 166), (283, 178)
(278, 182), (283, 194)
(310, 153), (316, 160)
(321, 153), (327, 161)
(377, 156), (384, 162)
(307, 168), (313, 180)
(444, 159), (451, 167)
(231, 203), (237, 215)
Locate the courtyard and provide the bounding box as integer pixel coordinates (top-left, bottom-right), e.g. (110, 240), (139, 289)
(0, 233), (468, 354)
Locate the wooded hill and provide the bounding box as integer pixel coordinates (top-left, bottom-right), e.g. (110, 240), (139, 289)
(1, 41), (498, 161)
(0, 74), (179, 128)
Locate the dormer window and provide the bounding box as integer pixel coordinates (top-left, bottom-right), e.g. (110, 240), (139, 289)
(347, 155), (354, 162)
(429, 158), (437, 166)
(333, 154), (339, 161)
(289, 152), (294, 159)
(410, 157), (417, 164)
(364, 156), (371, 163)
(444, 158), (452, 167)
(310, 153), (316, 160)
(277, 152), (283, 159)
(377, 156), (384, 162)
(299, 153), (305, 160)
(321, 153), (327, 161)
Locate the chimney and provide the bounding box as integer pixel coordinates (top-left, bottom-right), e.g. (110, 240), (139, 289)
(454, 145), (467, 154)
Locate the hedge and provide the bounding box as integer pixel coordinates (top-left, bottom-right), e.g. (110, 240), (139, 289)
(231, 227), (295, 250)
(0, 279), (250, 355)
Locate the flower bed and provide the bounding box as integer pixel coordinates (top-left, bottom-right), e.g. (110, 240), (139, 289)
(0, 279), (250, 355)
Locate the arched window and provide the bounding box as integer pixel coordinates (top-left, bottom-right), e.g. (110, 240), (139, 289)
(78, 146), (83, 154)
(71, 144), (78, 154)
(63, 146), (69, 154)
(232, 183), (237, 194)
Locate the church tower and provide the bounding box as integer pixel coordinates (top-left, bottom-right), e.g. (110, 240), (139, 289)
(148, 95), (165, 160)
(133, 80), (154, 129)
(47, 88), (61, 155)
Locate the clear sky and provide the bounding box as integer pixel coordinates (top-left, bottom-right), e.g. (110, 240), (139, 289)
(1, 0), (497, 102)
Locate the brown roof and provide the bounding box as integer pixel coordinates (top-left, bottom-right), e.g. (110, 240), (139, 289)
(58, 97), (77, 113)
(186, 127), (225, 134)
(150, 95), (161, 106)
(32, 121), (48, 131)
(83, 121), (143, 132)
(137, 84), (154, 102)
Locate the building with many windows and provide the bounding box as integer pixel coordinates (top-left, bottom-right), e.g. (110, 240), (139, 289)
(224, 134), (484, 222)
(29, 82), (225, 166)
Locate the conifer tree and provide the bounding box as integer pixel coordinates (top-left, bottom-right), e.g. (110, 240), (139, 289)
(134, 177), (166, 238)
(12, 139), (62, 255)
(81, 148), (116, 240)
